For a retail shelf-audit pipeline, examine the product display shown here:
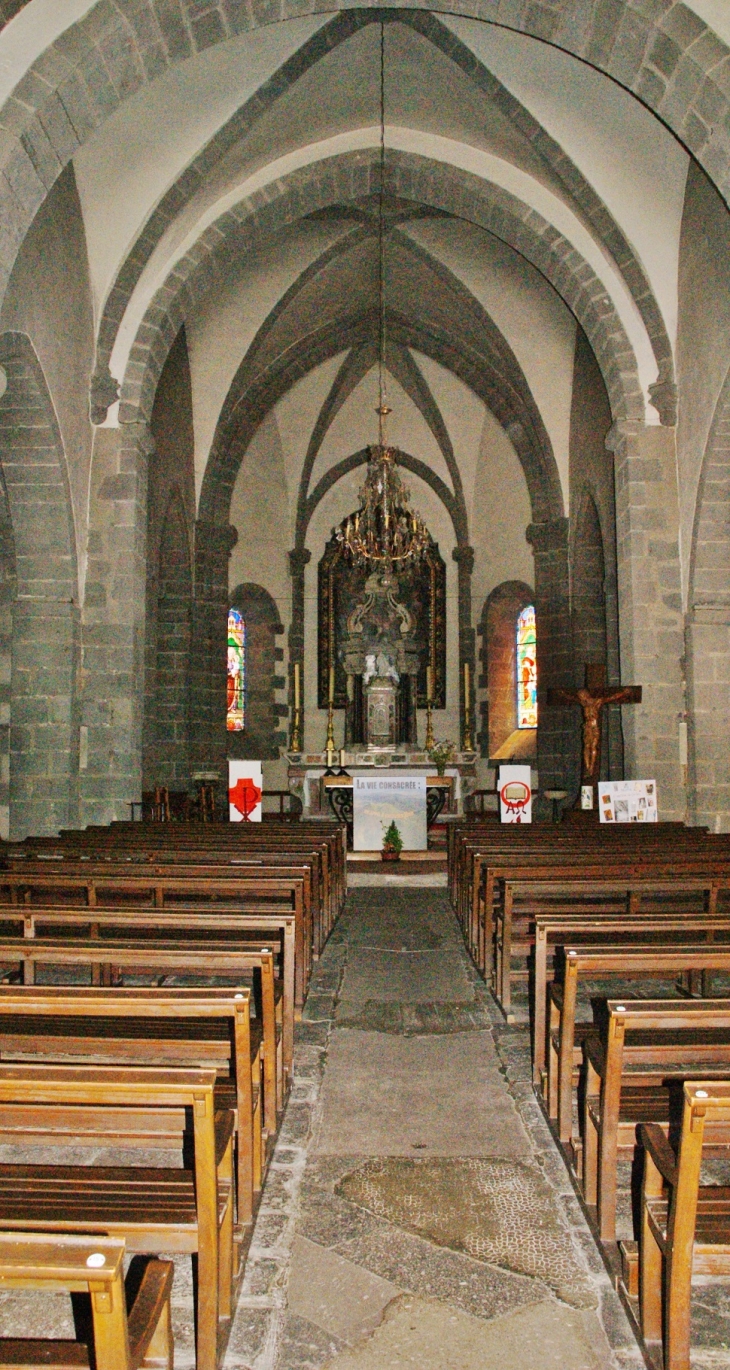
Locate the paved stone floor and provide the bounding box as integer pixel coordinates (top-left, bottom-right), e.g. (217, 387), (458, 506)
(224, 889), (644, 1370)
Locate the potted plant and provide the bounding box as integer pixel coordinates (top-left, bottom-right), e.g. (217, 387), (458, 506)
(381, 820), (403, 861)
(428, 739), (456, 777)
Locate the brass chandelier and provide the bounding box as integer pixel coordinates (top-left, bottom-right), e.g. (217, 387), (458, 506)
(335, 23), (429, 568)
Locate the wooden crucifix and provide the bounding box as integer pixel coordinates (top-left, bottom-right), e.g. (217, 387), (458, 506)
(547, 663), (642, 792)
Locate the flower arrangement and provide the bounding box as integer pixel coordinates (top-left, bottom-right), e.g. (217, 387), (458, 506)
(428, 739), (456, 776)
(381, 820), (403, 859)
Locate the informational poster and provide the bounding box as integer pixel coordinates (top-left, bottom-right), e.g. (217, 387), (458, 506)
(499, 765), (532, 824)
(228, 760), (263, 822)
(353, 774), (427, 851)
(598, 779), (657, 824)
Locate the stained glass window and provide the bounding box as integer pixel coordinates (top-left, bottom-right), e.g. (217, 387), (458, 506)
(227, 608), (245, 732)
(517, 605), (537, 728)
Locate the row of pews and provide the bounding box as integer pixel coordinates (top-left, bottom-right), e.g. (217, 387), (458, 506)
(0, 815), (346, 1369)
(449, 815), (730, 1370)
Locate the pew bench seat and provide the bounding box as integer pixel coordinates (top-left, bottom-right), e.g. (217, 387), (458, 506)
(0, 1233), (173, 1370)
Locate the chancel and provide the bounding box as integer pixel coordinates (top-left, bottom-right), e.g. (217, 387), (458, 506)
(4, 4), (730, 1368)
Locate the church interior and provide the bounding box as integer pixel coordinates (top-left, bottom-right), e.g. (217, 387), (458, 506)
(2, 3), (730, 1368)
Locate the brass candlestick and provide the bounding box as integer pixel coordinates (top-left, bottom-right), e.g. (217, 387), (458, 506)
(462, 660), (474, 752)
(425, 698), (435, 751)
(290, 661), (302, 752)
(325, 701), (336, 766)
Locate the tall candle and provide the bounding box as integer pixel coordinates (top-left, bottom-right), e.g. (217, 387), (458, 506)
(293, 662), (300, 711)
(464, 661), (470, 698)
(328, 665), (335, 704)
(426, 665), (434, 702)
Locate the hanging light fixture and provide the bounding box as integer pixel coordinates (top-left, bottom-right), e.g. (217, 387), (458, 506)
(335, 23), (430, 568)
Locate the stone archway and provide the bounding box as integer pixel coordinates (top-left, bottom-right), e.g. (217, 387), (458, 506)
(0, 332), (79, 837)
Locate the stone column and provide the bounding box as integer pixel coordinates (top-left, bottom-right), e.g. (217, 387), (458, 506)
(453, 544), (475, 746)
(607, 420), (686, 820)
(190, 520), (238, 792)
(79, 420), (151, 827)
(288, 547), (311, 749)
(527, 517), (577, 798)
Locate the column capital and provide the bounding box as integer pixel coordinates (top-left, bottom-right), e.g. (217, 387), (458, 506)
(452, 544), (475, 575)
(289, 547), (312, 577)
(195, 521), (238, 559)
(526, 517), (569, 553)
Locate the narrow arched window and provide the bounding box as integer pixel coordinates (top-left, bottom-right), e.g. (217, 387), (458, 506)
(227, 608), (245, 731)
(516, 605), (537, 728)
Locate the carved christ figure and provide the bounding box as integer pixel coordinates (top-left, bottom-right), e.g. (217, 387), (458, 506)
(547, 665), (642, 786)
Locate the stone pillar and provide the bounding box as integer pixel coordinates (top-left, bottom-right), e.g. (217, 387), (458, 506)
(527, 517), (577, 798)
(190, 520), (238, 791)
(79, 420), (150, 828)
(288, 547), (311, 749)
(607, 421), (686, 820)
(453, 544), (474, 746)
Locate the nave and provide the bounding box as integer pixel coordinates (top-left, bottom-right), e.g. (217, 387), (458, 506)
(250, 886), (632, 1370)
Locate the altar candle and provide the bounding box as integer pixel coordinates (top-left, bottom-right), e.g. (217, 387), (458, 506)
(426, 665), (434, 702)
(464, 661), (470, 699)
(328, 665), (335, 704)
(293, 662), (300, 711)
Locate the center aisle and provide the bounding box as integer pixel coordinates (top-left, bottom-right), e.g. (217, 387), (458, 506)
(224, 890), (642, 1370)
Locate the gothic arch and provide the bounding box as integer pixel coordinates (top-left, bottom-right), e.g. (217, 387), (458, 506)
(0, 332), (79, 837)
(89, 8), (673, 408)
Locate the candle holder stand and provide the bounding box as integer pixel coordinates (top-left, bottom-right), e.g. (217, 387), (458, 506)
(425, 699), (435, 751)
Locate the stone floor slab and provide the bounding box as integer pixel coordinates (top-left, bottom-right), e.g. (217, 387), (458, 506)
(320, 1294), (614, 1369)
(338, 947), (474, 1006)
(287, 1236), (398, 1342)
(314, 1028), (531, 1157)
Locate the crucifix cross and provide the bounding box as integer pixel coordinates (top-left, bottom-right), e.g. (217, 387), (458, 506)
(546, 663), (642, 788)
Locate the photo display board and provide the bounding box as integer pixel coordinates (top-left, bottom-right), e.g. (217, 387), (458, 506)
(353, 774), (427, 851)
(598, 779), (657, 824)
(228, 761), (263, 822)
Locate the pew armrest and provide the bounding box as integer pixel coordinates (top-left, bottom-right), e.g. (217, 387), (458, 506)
(127, 1258), (174, 1370)
(215, 1107), (235, 1166)
(640, 1123), (677, 1188)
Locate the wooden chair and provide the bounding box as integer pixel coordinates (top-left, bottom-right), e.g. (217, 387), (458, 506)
(641, 1081), (730, 1370)
(0, 1232), (173, 1369)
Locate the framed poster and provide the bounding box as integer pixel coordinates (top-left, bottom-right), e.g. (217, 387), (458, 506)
(228, 761), (263, 822)
(598, 779), (657, 823)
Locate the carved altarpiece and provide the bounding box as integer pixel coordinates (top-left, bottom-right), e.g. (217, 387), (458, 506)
(318, 532), (446, 747)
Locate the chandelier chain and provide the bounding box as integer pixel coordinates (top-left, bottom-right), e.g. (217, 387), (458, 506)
(378, 19), (386, 441)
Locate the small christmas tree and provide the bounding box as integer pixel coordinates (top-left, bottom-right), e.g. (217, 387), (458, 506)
(382, 820), (403, 856)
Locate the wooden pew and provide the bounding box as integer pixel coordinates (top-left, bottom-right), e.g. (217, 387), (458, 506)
(549, 944), (730, 1145)
(0, 984), (263, 1229)
(496, 875), (720, 1016)
(641, 1081), (730, 1370)
(581, 998), (730, 1241)
(0, 1233), (173, 1370)
(0, 937), (280, 1135)
(5, 902), (296, 1088)
(0, 868), (311, 1008)
(0, 1063), (234, 1370)
(531, 909), (730, 1088)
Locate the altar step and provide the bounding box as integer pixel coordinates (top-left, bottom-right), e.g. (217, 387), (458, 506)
(346, 850), (447, 887)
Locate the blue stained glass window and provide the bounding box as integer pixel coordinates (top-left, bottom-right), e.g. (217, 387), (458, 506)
(227, 608), (245, 731)
(517, 605), (537, 728)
